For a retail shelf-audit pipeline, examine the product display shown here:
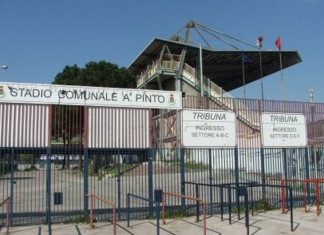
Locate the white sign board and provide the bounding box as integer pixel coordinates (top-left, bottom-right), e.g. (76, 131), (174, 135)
(261, 113), (307, 147)
(0, 82), (182, 109)
(182, 110), (236, 147)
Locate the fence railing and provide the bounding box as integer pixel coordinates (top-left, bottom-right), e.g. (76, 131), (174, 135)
(0, 146), (324, 227)
(162, 191), (206, 235)
(0, 197), (10, 235)
(85, 194), (116, 235)
(126, 193), (161, 235)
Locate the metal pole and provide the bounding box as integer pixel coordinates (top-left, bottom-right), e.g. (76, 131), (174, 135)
(113, 204), (117, 235)
(310, 89), (318, 178)
(199, 45), (203, 97)
(117, 150), (121, 220)
(90, 195), (93, 229)
(208, 148), (213, 214)
(242, 52), (246, 99)
(46, 148), (52, 235)
(148, 149), (153, 216)
(259, 50), (264, 101)
(228, 187), (232, 224)
(83, 148), (89, 217)
(196, 184), (199, 222)
(279, 51), (284, 106)
(220, 186), (224, 221)
(127, 194), (130, 227)
(156, 202), (160, 235)
(289, 188), (294, 231)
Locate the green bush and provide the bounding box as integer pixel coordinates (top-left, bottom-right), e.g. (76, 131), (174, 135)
(63, 216), (90, 224)
(253, 198), (274, 212)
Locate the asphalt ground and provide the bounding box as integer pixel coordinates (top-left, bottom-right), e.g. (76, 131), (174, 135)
(4, 207), (324, 235)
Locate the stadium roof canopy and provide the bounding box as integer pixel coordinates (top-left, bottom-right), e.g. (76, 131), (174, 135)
(128, 37), (302, 91)
(128, 21), (302, 92)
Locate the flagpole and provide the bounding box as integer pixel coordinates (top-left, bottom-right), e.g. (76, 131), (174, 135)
(199, 44), (203, 97)
(259, 50), (264, 101)
(276, 36), (284, 110)
(257, 36), (264, 101)
(279, 50), (284, 104)
(241, 51), (246, 99)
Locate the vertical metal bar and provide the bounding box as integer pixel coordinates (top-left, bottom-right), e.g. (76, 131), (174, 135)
(180, 148), (186, 208)
(260, 147), (266, 199)
(244, 187), (249, 235)
(6, 197), (10, 234)
(156, 202), (160, 235)
(83, 148), (89, 216)
(9, 149), (14, 225)
(316, 181), (320, 215)
(199, 45), (203, 97)
(202, 201), (206, 235)
(90, 195), (93, 229)
(303, 182), (308, 213)
(283, 148), (289, 210)
(162, 193), (166, 225)
(220, 186), (224, 221)
(113, 204), (116, 235)
(281, 180), (286, 214)
(289, 187), (294, 231)
(196, 184), (199, 222)
(305, 147), (311, 205)
(148, 149), (153, 216)
(228, 187), (232, 224)
(117, 149), (121, 220)
(208, 148), (213, 214)
(126, 193), (130, 227)
(250, 186), (254, 216)
(234, 147), (240, 220)
(46, 148), (52, 235)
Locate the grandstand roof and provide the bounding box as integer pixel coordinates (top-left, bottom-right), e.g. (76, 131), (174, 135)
(128, 37), (302, 91)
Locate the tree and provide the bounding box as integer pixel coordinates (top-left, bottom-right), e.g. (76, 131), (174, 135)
(52, 61), (136, 171)
(53, 61), (136, 88)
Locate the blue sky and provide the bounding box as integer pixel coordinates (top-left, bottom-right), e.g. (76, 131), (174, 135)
(0, 0), (323, 102)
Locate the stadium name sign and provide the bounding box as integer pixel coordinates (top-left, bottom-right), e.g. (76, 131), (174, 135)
(0, 82), (182, 109)
(182, 109), (236, 147)
(261, 113), (307, 147)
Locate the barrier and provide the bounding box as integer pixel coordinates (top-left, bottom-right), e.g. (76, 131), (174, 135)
(264, 177), (324, 215)
(0, 197), (10, 235)
(162, 191), (206, 235)
(184, 181), (294, 234)
(184, 182), (250, 234)
(85, 194), (116, 235)
(126, 193), (161, 235)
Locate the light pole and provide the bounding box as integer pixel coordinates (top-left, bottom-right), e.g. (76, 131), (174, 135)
(0, 65), (8, 69)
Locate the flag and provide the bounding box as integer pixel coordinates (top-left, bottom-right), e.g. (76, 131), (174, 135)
(257, 36), (263, 49)
(275, 37), (281, 50)
(242, 53), (251, 63)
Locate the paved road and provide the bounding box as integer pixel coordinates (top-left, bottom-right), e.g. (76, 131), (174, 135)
(5, 207), (324, 235)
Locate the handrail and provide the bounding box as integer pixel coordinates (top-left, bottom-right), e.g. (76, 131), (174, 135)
(264, 177), (324, 215)
(85, 194), (116, 235)
(183, 181), (294, 233)
(162, 191), (206, 235)
(136, 56), (260, 131)
(126, 193), (160, 235)
(0, 197), (10, 235)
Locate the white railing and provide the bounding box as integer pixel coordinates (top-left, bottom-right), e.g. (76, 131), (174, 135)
(136, 56), (260, 129)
